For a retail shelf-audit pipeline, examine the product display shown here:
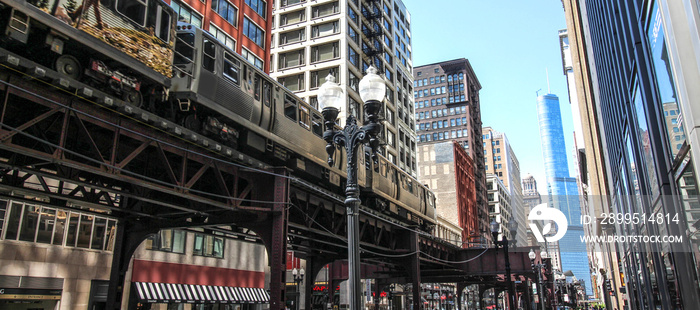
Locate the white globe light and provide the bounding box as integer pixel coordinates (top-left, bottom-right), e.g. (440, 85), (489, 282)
(318, 74), (344, 110)
(529, 249), (536, 260)
(359, 66), (386, 102)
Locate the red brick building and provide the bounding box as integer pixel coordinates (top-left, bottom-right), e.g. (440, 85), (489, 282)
(166, 0), (272, 72)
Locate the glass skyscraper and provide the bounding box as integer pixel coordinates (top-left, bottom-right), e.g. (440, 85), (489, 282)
(536, 93), (592, 295)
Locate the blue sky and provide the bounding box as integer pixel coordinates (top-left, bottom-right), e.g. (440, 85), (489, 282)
(403, 0), (577, 193)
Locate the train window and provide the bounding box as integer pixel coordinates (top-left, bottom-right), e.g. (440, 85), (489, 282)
(117, 0), (147, 26)
(284, 94), (297, 121)
(202, 39), (216, 72)
(223, 52), (240, 84)
(254, 74), (261, 101)
(156, 5), (172, 42)
(311, 113), (322, 137)
(263, 81), (272, 107)
(174, 33), (195, 65)
(298, 105), (310, 130)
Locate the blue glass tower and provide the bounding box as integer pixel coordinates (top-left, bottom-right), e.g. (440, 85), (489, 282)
(536, 93), (592, 295)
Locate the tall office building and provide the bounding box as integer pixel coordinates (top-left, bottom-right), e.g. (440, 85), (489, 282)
(486, 174), (512, 241)
(562, 0), (700, 308)
(414, 59), (489, 243)
(482, 127), (527, 247)
(168, 0), (272, 72)
(269, 0), (418, 176)
(536, 93), (591, 295)
(522, 174), (542, 247)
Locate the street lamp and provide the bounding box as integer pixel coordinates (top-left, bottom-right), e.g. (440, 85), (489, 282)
(292, 268), (305, 310)
(491, 219), (516, 310)
(528, 249), (545, 310)
(319, 67), (385, 310)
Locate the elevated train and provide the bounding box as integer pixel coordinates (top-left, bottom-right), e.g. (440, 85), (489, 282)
(0, 0), (437, 230)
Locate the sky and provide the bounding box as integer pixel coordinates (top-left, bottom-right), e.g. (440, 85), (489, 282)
(402, 0), (577, 193)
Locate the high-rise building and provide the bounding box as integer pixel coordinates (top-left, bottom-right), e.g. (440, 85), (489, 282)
(521, 173), (563, 271)
(269, 0), (418, 176)
(486, 174), (512, 241)
(562, 0), (700, 308)
(522, 174), (542, 210)
(482, 127), (527, 247)
(414, 59), (489, 244)
(536, 93), (591, 295)
(168, 0), (272, 72)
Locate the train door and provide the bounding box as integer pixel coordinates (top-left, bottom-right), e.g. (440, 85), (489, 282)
(258, 77), (273, 131)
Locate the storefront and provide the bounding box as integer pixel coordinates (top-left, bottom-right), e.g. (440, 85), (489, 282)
(132, 282), (269, 309)
(130, 259), (269, 310)
(0, 276), (63, 310)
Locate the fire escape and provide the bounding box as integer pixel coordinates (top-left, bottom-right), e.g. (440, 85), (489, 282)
(361, 0), (384, 72)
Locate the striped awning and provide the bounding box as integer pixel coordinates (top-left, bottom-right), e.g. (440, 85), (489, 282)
(134, 282), (269, 304)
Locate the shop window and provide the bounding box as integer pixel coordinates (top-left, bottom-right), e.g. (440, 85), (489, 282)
(193, 233), (225, 258)
(147, 229), (187, 254)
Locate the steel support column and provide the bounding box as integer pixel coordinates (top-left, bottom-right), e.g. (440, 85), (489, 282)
(409, 231), (422, 310)
(105, 198), (160, 310)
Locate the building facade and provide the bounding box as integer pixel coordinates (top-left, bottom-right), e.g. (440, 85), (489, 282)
(417, 141), (484, 248)
(536, 93), (592, 295)
(482, 127), (527, 247)
(167, 0), (272, 72)
(413, 59), (488, 242)
(563, 0), (700, 309)
(486, 174), (512, 242)
(0, 198), (272, 310)
(269, 0), (418, 177)
(521, 173), (542, 247)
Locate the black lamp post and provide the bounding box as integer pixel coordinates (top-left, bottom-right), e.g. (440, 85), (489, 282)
(528, 249), (546, 310)
(319, 67), (385, 310)
(491, 219), (516, 310)
(292, 268), (305, 310)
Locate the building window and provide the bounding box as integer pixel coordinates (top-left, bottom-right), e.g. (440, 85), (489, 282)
(387, 130), (395, 147)
(3, 201), (116, 251)
(312, 21), (339, 38)
(211, 0), (238, 26)
(279, 9), (305, 26)
(312, 1), (339, 19)
(243, 17), (265, 47)
(386, 108), (395, 126)
(170, 0), (202, 28)
(310, 67), (338, 89)
(348, 25), (359, 44)
(279, 28), (305, 45)
(311, 42), (339, 63)
(348, 70), (359, 92)
(281, 0), (304, 7)
(348, 46), (359, 68)
(147, 230), (186, 254)
(348, 6), (359, 24)
(278, 49), (305, 69)
(193, 233), (225, 258)
(245, 0), (266, 18)
(279, 73), (305, 92)
(241, 48), (264, 69)
(209, 25), (236, 50)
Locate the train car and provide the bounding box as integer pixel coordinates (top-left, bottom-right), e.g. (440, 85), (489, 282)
(169, 22), (364, 190)
(169, 23), (435, 230)
(363, 154), (436, 230)
(0, 0), (176, 106)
